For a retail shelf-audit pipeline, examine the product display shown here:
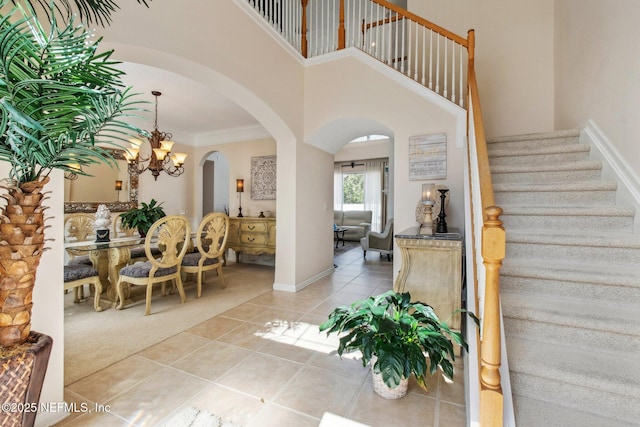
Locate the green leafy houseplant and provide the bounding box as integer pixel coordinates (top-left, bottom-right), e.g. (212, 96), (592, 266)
(119, 198), (166, 236)
(0, 1), (146, 347)
(319, 290), (474, 394)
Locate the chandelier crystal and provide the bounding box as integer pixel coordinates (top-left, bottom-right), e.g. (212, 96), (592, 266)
(123, 91), (188, 180)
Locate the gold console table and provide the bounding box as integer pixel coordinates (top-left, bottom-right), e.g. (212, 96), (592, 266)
(227, 217), (276, 263)
(394, 227), (463, 330)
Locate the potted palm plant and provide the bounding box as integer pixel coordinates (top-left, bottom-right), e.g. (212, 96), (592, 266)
(319, 290), (476, 399)
(0, 1), (147, 424)
(119, 198), (166, 237)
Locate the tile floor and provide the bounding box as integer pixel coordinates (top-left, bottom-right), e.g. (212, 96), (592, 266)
(56, 244), (467, 426)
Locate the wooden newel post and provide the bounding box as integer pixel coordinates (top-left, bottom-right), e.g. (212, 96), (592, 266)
(338, 0), (345, 50)
(480, 205), (505, 427)
(467, 29), (475, 70)
(301, 0), (308, 58)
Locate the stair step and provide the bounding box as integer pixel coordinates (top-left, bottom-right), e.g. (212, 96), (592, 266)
(505, 229), (640, 264)
(500, 259), (640, 303)
(501, 292), (640, 337)
(488, 143), (590, 166)
(494, 181), (618, 205)
(510, 371), (640, 425)
(507, 338), (640, 424)
(500, 204), (635, 230)
(512, 395), (639, 427)
(503, 315), (640, 356)
(491, 161), (602, 184)
(488, 129), (580, 144)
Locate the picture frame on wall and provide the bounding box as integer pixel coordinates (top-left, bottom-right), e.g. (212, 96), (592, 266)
(251, 155), (277, 200)
(408, 133), (447, 180)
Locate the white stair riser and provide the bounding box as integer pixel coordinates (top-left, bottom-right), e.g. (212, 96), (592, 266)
(495, 189), (617, 205)
(488, 136), (579, 151)
(510, 372), (640, 424)
(489, 150), (589, 166)
(491, 168), (601, 184)
(506, 241), (640, 264)
(500, 212), (634, 230)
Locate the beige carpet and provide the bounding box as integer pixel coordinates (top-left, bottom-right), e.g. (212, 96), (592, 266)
(64, 263), (274, 385)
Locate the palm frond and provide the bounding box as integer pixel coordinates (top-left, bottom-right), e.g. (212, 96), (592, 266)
(9, 0), (152, 27)
(0, 3), (148, 184)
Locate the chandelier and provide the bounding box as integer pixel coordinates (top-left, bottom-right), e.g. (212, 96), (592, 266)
(123, 91), (188, 180)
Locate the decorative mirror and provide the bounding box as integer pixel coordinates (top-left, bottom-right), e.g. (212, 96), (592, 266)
(64, 148), (138, 213)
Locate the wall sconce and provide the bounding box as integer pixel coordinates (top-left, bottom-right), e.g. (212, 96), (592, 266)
(419, 183), (435, 235)
(236, 179), (244, 217)
(115, 180), (123, 202)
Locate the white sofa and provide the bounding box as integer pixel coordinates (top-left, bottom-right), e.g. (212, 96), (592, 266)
(334, 210), (372, 241)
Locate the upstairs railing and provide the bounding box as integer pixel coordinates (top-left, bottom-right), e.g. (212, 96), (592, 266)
(248, 0), (468, 108)
(246, 1), (506, 425)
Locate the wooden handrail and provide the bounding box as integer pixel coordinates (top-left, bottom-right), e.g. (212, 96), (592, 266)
(468, 29), (505, 427)
(368, 0), (469, 46)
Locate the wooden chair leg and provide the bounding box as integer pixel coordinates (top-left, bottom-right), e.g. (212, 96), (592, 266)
(217, 266), (226, 289)
(145, 281), (154, 316)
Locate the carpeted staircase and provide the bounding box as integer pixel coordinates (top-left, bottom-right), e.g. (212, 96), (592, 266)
(488, 129), (640, 427)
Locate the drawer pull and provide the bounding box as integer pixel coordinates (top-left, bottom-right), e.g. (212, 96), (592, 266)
(248, 225), (255, 230)
(248, 237), (255, 242)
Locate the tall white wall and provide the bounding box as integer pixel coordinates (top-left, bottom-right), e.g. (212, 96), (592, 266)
(555, 0), (640, 178)
(409, 0), (555, 138)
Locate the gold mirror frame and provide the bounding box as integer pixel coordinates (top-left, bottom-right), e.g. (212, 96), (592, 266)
(64, 149), (138, 213)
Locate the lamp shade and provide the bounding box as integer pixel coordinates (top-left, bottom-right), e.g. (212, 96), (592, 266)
(236, 179), (244, 193)
(115, 180), (123, 191)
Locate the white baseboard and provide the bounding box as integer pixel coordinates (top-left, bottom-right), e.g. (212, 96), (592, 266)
(272, 267), (334, 292)
(582, 120), (640, 230)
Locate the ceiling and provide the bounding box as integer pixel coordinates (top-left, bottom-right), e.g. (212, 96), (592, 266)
(116, 62), (261, 141)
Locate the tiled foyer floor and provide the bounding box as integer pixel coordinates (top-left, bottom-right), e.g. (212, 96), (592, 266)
(56, 244), (467, 426)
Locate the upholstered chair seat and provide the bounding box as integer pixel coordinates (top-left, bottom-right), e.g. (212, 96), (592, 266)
(63, 264), (103, 311)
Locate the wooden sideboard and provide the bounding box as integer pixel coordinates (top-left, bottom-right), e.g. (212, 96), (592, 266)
(227, 217), (276, 262)
(394, 227), (463, 330)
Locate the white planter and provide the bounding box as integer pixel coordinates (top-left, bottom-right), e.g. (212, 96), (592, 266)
(371, 370), (408, 399)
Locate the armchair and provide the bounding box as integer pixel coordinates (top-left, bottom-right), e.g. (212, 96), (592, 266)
(360, 218), (394, 260)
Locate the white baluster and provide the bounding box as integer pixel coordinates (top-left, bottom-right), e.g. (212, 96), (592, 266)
(459, 47), (464, 106)
(401, 17), (406, 73)
(414, 21), (419, 81)
(435, 35), (440, 94)
(429, 29), (433, 89)
(451, 39), (456, 102)
(421, 25), (426, 85)
(444, 36), (448, 99)
(394, 12), (399, 69)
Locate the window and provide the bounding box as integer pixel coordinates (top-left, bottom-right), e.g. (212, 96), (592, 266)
(342, 172), (364, 210)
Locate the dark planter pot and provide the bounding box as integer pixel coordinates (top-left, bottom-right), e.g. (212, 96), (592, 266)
(0, 331), (53, 427)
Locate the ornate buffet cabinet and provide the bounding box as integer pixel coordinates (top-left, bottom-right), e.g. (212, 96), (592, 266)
(394, 227), (463, 330)
(227, 217), (276, 262)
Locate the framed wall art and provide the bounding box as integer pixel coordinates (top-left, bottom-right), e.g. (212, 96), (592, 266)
(251, 155), (277, 200)
(408, 133), (447, 180)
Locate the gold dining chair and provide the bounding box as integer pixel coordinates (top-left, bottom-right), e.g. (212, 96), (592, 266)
(63, 264), (103, 311)
(115, 215), (191, 315)
(181, 212), (230, 298)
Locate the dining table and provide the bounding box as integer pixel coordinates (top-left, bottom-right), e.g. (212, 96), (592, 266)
(64, 236), (150, 306)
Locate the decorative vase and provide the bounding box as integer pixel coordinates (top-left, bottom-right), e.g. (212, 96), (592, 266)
(371, 370), (408, 399)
